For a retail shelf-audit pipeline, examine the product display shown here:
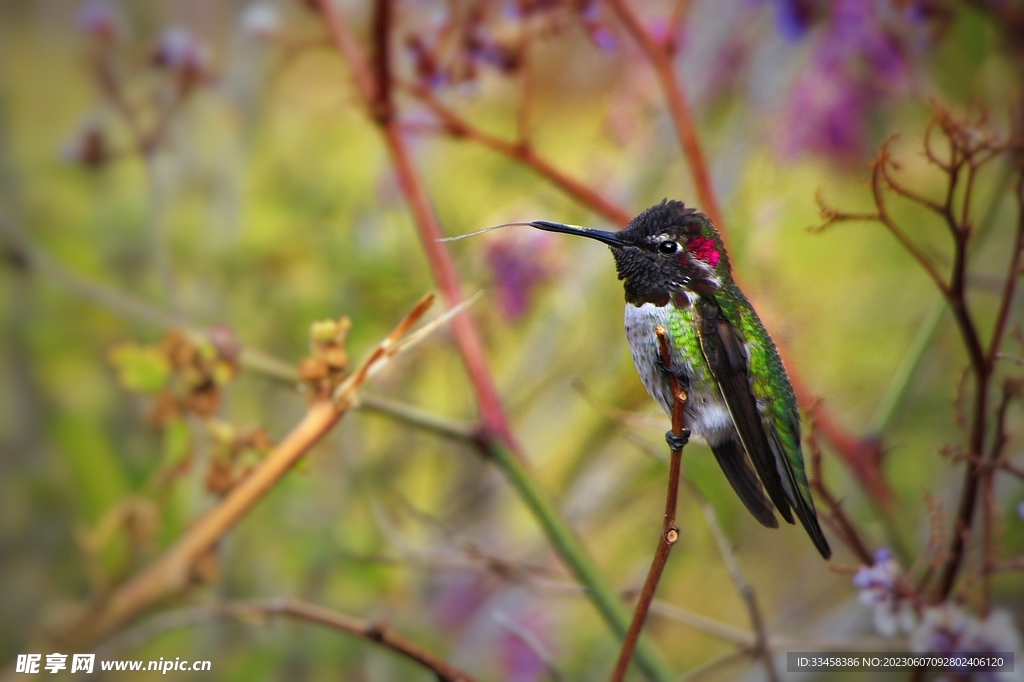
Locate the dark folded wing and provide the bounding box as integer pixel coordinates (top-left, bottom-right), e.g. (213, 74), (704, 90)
(709, 439), (778, 528)
(697, 299), (795, 525)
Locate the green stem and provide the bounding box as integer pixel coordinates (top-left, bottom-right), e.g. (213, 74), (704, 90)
(867, 302), (945, 435)
(4, 218), (676, 679)
(485, 441), (675, 682)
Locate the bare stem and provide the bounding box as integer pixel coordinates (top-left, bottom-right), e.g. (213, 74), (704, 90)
(610, 326), (688, 682)
(684, 478), (779, 682)
(60, 296), (443, 646)
(406, 83), (633, 226)
(315, 4), (676, 679)
(97, 598), (476, 682)
(317, 0), (516, 448)
(807, 427), (874, 565)
(933, 171), (1023, 601)
(603, 0), (725, 233)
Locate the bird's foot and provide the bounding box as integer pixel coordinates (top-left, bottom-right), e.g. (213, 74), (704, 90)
(665, 429), (690, 451)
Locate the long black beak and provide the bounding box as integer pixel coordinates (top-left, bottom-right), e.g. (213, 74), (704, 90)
(528, 220), (626, 247)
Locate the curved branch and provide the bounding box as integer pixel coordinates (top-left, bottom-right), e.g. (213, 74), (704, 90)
(97, 598), (475, 682)
(610, 326), (688, 682)
(405, 83), (633, 226)
(603, 0), (725, 234)
(61, 295), (446, 645)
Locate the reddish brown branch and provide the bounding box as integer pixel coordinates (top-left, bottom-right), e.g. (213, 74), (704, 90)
(406, 83), (633, 226)
(790, 370), (892, 507)
(603, 0), (725, 235)
(871, 143), (951, 294)
(100, 599), (476, 682)
(932, 171), (1022, 601)
(60, 295), (442, 646)
(807, 427), (874, 566)
(610, 326), (687, 682)
(317, 0), (517, 448)
(243, 598), (476, 682)
(370, 0), (394, 122)
(684, 478), (779, 681)
(980, 382), (1016, 615)
(986, 177), (1024, 369)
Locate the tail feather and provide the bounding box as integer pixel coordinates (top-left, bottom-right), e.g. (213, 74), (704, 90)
(766, 429), (833, 560)
(776, 447), (832, 559)
(790, 489), (832, 559)
(710, 439), (778, 529)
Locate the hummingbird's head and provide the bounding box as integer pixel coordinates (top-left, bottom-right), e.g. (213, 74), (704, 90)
(530, 200), (730, 307)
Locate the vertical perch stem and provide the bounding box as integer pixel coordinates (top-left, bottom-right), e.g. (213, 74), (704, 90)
(610, 326), (688, 682)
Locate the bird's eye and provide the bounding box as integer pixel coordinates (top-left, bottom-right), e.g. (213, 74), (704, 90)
(658, 241), (679, 255)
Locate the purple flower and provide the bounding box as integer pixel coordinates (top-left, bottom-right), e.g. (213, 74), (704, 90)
(1016, 500), (1024, 521)
(853, 547), (916, 636)
(912, 605), (1021, 680)
(430, 570), (492, 631)
(152, 26), (212, 82)
(589, 26), (618, 53)
(579, 2), (618, 53)
(764, 0), (821, 41)
(496, 610), (550, 682)
(76, 0), (121, 43)
(465, 25), (519, 73)
(776, 0), (911, 163)
(484, 232), (556, 322)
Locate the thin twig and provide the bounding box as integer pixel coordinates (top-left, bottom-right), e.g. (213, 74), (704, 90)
(407, 57), (878, 510)
(405, 82), (633, 226)
(610, 326), (687, 682)
(0, 221), (477, 441)
(96, 598), (475, 682)
(981, 381), (1016, 614)
(603, 0), (725, 233)
(869, 156), (1014, 436)
(61, 294), (448, 645)
(933, 168), (1020, 600)
(870, 144), (950, 295)
(683, 477), (779, 682)
(492, 611), (566, 682)
(985, 177), (1024, 370)
(807, 427), (873, 565)
(314, 4), (675, 680)
(316, 0), (516, 447)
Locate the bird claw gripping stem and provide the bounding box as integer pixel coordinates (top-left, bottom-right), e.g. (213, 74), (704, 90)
(665, 429), (690, 451)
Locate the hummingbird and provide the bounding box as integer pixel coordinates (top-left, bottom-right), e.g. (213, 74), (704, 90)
(526, 199), (831, 559)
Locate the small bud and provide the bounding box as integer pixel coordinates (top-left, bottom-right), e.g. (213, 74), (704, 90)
(61, 123), (111, 168)
(299, 356), (328, 382)
(147, 390), (181, 429)
(322, 347), (349, 372)
(311, 320), (339, 343)
(188, 385), (221, 418)
(247, 427), (273, 451)
(207, 419), (236, 444)
(208, 323), (242, 362)
(152, 26), (212, 86)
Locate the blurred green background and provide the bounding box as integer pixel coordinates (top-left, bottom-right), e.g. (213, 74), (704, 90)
(1, 0), (1022, 680)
